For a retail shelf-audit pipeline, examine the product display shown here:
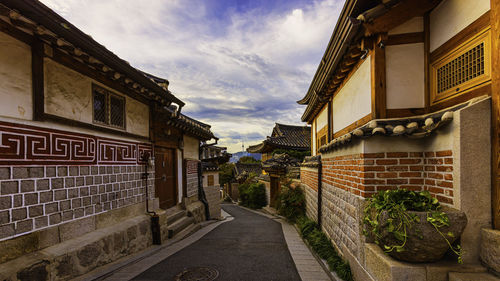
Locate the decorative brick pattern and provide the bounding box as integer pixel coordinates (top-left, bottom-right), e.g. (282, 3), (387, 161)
(186, 160), (199, 198)
(0, 164), (154, 240)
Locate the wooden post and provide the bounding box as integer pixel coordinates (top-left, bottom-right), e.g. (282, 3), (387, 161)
(491, 0), (500, 229)
(424, 13), (431, 113)
(370, 35), (387, 119)
(32, 39), (44, 121)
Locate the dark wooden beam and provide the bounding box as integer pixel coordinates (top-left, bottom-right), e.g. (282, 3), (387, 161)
(327, 100), (332, 142)
(490, 0), (500, 230)
(333, 114), (372, 139)
(370, 39), (387, 119)
(424, 13), (431, 113)
(386, 32), (424, 45)
(0, 18), (33, 45)
(32, 39), (44, 121)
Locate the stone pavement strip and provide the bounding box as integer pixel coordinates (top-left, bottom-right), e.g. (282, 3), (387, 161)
(84, 204), (331, 281)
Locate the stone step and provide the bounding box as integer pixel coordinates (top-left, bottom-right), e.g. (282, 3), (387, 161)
(449, 272), (500, 281)
(167, 216), (195, 239)
(166, 209), (187, 224)
(172, 222), (201, 240)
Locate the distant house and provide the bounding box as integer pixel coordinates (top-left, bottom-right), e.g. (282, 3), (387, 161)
(298, 0), (500, 280)
(247, 123), (310, 162)
(0, 1), (217, 279)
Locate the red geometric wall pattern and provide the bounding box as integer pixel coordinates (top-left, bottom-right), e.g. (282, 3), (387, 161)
(0, 120), (152, 165)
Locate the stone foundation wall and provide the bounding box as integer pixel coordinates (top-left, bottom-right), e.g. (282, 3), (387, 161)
(203, 185), (221, 219)
(303, 183), (318, 223)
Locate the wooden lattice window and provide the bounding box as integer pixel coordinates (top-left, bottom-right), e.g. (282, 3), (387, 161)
(207, 175), (214, 186)
(93, 84), (126, 129)
(431, 28), (491, 105)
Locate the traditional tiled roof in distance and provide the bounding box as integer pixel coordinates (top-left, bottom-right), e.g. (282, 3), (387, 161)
(247, 123), (311, 153)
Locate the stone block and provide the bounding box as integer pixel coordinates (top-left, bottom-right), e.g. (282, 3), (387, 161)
(57, 166), (68, 177)
(51, 178), (63, 189)
(72, 198), (82, 208)
(49, 213), (61, 225)
(80, 166), (89, 175)
(74, 208), (84, 218)
(1, 181), (18, 195)
(85, 176), (93, 185)
(38, 226), (59, 249)
(59, 216), (95, 242)
(16, 260), (49, 281)
(46, 167), (56, 178)
(76, 177), (84, 187)
(36, 179), (49, 191)
(65, 177), (75, 188)
(0, 210), (9, 224)
(16, 219), (33, 234)
(24, 193), (38, 206)
(60, 200), (71, 211)
(481, 228), (500, 274)
(35, 216), (48, 229)
(20, 180), (35, 192)
(0, 196), (11, 210)
(0, 167), (10, 180)
(45, 202), (58, 214)
(91, 166), (98, 175)
(12, 208), (27, 221)
(0, 223), (14, 239)
(54, 190), (67, 201)
(13, 194), (22, 207)
(62, 210), (73, 222)
(69, 166), (79, 176)
(29, 205), (43, 218)
(448, 272), (500, 281)
(67, 188), (79, 199)
(39, 191), (53, 203)
(365, 243), (426, 281)
(12, 167), (28, 179)
(0, 231), (38, 263)
(28, 168), (44, 178)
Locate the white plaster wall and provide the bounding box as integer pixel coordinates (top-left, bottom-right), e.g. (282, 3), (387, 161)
(332, 56), (371, 133)
(44, 59), (149, 137)
(386, 43), (425, 109)
(316, 105), (328, 132)
(430, 0), (490, 51)
(0, 32), (32, 120)
(183, 135), (200, 160)
(202, 171), (219, 187)
(388, 17), (423, 35)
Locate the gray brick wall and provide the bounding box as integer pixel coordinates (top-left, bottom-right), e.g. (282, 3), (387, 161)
(0, 165), (154, 240)
(303, 184), (318, 223)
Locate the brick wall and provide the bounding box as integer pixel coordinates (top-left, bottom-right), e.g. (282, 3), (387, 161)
(303, 184), (318, 223)
(0, 164), (153, 240)
(300, 169), (318, 192)
(322, 150), (454, 205)
(186, 160), (199, 198)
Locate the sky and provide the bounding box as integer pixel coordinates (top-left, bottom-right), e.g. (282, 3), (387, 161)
(39, 0), (343, 153)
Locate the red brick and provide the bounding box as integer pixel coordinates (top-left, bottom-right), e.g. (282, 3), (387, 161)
(444, 174), (453, 181)
(426, 159), (443, 165)
(436, 195), (453, 204)
(410, 165), (424, 171)
(399, 172), (422, 177)
(387, 179), (408, 185)
(360, 159), (374, 165)
(362, 153), (385, 158)
(436, 150), (452, 157)
(427, 172), (443, 179)
(437, 181), (453, 188)
(353, 190), (361, 196)
(376, 159), (398, 165)
(387, 165), (409, 171)
(386, 152), (408, 158)
(362, 179), (385, 185)
(361, 191), (376, 198)
(377, 186), (397, 191)
(410, 152), (424, 157)
(424, 152), (435, 157)
(424, 166), (435, 171)
(400, 159), (422, 164)
(377, 172), (397, 178)
(429, 187), (444, 194)
(444, 158), (453, 164)
(425, 179), (436, 185)
(409, 178), (424, 184)
(436, 166), (453, 172)
(361, 166), (385, 172)
(358, 185), (375, 191)
(400, 186), (423, 191)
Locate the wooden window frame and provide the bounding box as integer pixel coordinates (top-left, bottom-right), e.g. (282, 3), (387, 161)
(92, 84), (126, 130)
(207, 174), (214, 186)
(430, 28), (492, 105)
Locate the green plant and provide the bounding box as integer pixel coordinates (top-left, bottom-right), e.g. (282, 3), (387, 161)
(296, 216), (353, 281)
(277, 181), (305, 223)
(363, 189), (463, 263)
(238, 182), (267, 209)
(272, 149), (310, 162)
(219, 163), (235, 186)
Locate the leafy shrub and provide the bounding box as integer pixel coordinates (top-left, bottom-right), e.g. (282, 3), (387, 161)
(271, 149), (310, 162)
(277, 184), (305, 223)
(296, 216), (353, 281)
(238, 182), (267, 209)
(219, 163), (235, 186)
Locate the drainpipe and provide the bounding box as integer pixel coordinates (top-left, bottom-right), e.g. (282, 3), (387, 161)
(317, 157), (322, 228)
(141, 152), (161, 245)
(198, 146), (211, 220)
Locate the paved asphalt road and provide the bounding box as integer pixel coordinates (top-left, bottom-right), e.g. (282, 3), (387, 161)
(133, 204), (301, 281)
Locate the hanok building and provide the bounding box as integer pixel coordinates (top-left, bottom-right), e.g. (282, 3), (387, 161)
(299, 0), (500, 280)
(0, 1), (217, 279)
(247, 123), (311, 162)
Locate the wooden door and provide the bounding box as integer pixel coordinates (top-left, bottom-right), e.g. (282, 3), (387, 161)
(155, 148), (177, 209)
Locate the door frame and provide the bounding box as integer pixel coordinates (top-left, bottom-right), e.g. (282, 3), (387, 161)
(154, 145), (178, 209)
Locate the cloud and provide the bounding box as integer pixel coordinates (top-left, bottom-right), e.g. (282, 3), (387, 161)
(40, 0), (343, 152)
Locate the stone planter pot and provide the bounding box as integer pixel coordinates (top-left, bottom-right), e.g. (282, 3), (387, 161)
(378, 207), (467, 263)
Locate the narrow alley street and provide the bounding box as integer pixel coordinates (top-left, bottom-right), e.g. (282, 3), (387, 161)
(132, 204), (302, 281)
